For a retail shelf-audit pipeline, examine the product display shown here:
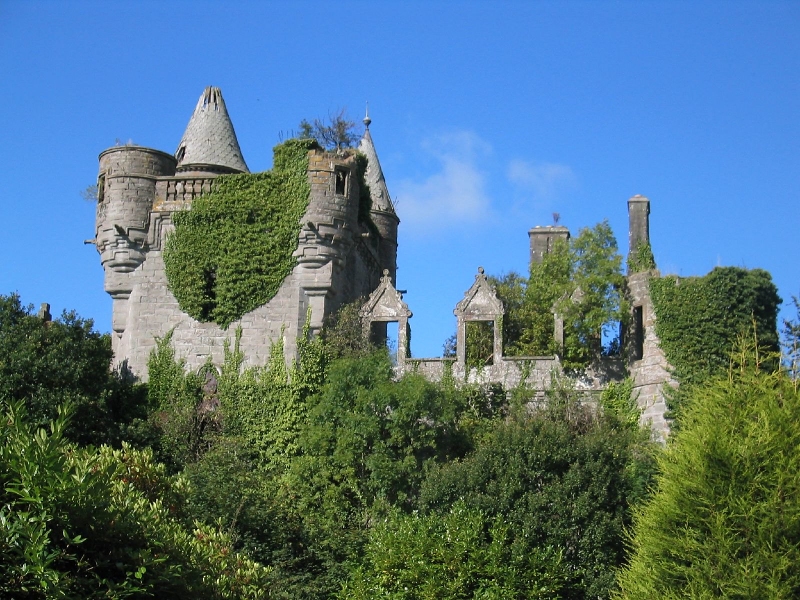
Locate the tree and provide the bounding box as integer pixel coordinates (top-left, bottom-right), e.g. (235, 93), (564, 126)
(0, 402), (271, 599)
(419, 381), (657, 600)
(494, 221), (626, 367)
(0, 293), (152, 448)
(616, 349), (800, 599)
(298, 109), (359, 151)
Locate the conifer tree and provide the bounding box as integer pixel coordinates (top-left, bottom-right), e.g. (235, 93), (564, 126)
(616, 345), (800, 599)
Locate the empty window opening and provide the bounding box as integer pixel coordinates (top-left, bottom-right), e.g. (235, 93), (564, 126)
(465, 320), (494, 367)
(176, 145), (186, 163)
(370, 321), (388, 347)
(335, 169), (348, 195)
(633, 306), (644, 360)
(97, 174), (105, 203)
(386, 321), (399, 364)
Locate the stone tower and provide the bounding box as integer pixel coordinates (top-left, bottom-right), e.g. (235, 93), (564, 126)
(94, 87), (398, 378)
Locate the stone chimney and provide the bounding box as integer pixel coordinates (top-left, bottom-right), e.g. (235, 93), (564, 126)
(627, 194), (650, 256)
(528, 226), (570, 265)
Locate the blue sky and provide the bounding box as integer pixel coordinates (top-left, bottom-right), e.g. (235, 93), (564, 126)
(1, 0), (798, 358)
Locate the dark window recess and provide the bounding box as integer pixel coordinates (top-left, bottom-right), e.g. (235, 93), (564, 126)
(633, 305), (644, 360)
(176, 145), (186, 163)
(335, 169), (348, 195)
(97, 174), (105, 203)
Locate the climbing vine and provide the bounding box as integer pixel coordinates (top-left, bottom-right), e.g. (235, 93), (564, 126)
(628, 241), (656, 273)
(650, 266), (781, 415)
(164, 138), (318, 328)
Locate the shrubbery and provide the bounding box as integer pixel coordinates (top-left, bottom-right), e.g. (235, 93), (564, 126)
(616, 345), (800, 598)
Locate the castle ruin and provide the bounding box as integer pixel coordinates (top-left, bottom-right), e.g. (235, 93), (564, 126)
(94, 86), (673, 438)
(94, 87), (397, 376)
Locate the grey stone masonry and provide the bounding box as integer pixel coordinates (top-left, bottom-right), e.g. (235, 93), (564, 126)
(95, 87), (395, 379)
(175, 87), (248, 174)
(627, 195), (650, 263)
(360, 270), (412, 366)
(529, 226), (570, 264)
(627, 270), (673, 441)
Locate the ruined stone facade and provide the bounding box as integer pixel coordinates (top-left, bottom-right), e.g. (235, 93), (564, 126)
(94, 87), (397, 377)
(95, 87), (672, 439)
(360, 195), (672, 439)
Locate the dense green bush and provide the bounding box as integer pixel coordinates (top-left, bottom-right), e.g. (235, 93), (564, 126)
(341, 502), (567, 599)
(616, 351), (800, 599)
(650, 266), (781, 416)
(0, 402), (271, 599)
(419, 385), (657, 600)
(0, 293), (152, 448)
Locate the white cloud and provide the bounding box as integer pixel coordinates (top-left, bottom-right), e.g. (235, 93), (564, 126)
(394, 131), (492, 232)
(507, 159), (577, 203)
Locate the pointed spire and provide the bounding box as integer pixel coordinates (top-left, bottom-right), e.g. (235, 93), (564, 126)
(175, 86), (249, 173)
(357, 110), (395, 214)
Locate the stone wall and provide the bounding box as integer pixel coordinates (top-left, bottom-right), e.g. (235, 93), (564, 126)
(98, 147), (387, 379)
(627, 270), (673, 440)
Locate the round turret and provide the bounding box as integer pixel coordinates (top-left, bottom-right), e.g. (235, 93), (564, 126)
(96, 146), (176, 275)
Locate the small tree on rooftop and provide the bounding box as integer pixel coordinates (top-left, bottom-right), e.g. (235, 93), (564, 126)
(299, 108), (360, 151)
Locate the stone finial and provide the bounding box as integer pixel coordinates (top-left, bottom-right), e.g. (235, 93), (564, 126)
(454, 267), (504, 317)
(363, 103), (371, 128)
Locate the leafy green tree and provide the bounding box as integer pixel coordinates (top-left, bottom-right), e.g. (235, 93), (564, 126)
(0, 293), (152, 448)
(616, 349), (800, 599)
(420, 382), (657, 600)
(0, 402), (271, 599)
(495, 221), (626, 367)
(560, 220), (627, 364)
(341, 502), (567, 599)
(321, 298), (376, 360)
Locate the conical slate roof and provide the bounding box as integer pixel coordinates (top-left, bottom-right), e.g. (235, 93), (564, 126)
(358, 112), (395, 214)
(175, 87), (249, 173)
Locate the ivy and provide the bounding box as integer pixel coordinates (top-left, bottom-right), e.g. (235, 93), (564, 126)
(164, 138), (318, 328)
(628, 241), (656, 273)
(650, 266), (781, 416)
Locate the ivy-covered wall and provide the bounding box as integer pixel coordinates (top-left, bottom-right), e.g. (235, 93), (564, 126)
(164, 139), (317, 328)
(650, 266), (781, 413)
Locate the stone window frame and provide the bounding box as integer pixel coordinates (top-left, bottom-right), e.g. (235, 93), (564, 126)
(453, 267), (505, 367)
